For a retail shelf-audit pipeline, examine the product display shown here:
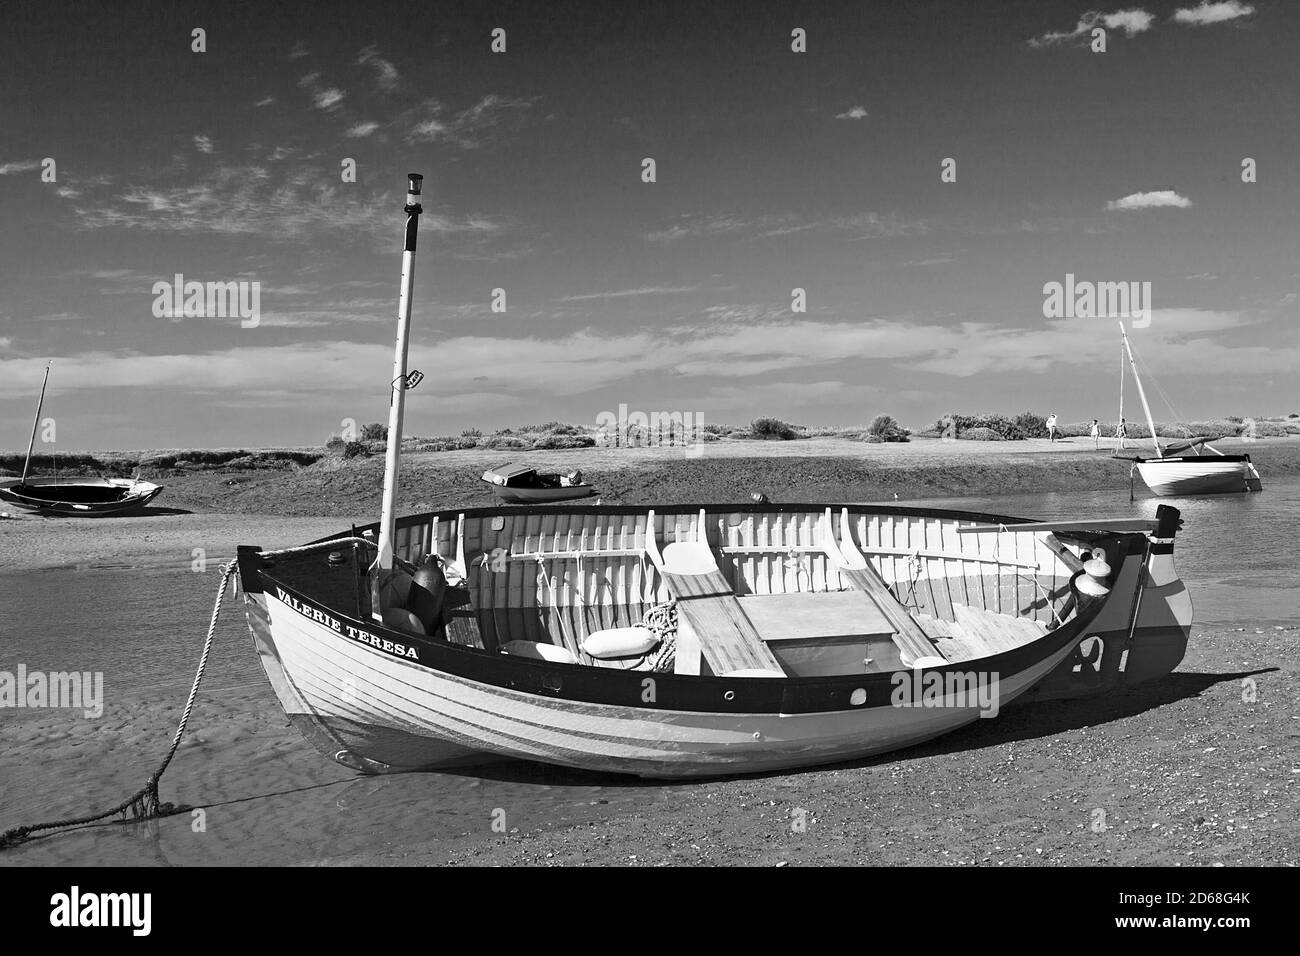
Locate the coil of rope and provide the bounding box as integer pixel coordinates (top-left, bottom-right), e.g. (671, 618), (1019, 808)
(642, 601), (678, 672)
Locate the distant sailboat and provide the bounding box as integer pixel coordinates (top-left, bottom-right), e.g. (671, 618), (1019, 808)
(0, 364), (163, 516)
(1114, 322), (1262, 497)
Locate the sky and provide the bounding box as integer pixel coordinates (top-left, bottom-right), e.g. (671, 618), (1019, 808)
(1, 0), (1297, 450)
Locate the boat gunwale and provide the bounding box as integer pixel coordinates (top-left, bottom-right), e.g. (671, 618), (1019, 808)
(1135, 455), (1254, 465)
(306, 500), (1137, 542)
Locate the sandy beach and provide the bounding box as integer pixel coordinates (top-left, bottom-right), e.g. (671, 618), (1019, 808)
(393, 620), (1300, 867)
(1, 436), (1296, 867)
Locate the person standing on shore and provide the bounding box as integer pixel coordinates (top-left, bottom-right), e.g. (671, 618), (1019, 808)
(1090, 419), (1100, 448)
(1046, 413), (1058, 442)
(1115, 417), (1128, 450)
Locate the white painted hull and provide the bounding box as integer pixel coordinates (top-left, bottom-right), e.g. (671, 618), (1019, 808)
(245, 588), (1080, 778)
(238, 502), (1193, 778)
(1136, 459), (1262, 497)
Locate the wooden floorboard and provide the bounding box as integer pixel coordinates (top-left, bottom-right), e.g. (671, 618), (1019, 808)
(838, 566), (938, 664)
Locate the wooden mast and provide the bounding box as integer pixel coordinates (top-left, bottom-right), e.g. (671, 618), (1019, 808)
(1117, 338), (1124, 438)
(1118, 320), (1162, 458)
(373, 173), (424, 605)
(21, 363), (51, 487)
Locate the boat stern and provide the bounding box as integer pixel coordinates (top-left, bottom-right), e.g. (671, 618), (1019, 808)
(1121, 505), (1193, 683)
(1020, 505), (1191, 701)
(1244, 458), (1263, 493)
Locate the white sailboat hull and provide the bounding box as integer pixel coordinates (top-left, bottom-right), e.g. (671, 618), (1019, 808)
(1136, 459), (1262, 497)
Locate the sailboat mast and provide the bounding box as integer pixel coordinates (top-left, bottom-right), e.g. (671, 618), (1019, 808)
(1118, 340), (1124, 426)
(1118, 320), (1162, 458)
(375, 173), (424, 575)
(21, 363), (51, 486)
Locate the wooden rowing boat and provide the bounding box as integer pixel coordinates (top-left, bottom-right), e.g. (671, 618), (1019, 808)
(236, 502), (1192, 777)
(481, 463), (597, 504)
(234, 175), (1193, 778)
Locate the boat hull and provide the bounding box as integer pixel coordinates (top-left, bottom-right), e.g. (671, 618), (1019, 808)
(0, 477), (163, 516)
(236, 502), (1193, 778)
(242, 583), (1084, 778)
(485, 483), (597, 505)
(1136, 458), (1262, 496)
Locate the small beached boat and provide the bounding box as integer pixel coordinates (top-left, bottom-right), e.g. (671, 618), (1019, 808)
(1114, 322), (1262, 497)
(0, 365), (163, 516)
(0, 475), (163, 516)
(235, 175), (1195, 779)
(481, 463), (597, 504)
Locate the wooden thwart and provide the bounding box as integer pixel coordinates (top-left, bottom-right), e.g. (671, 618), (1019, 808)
(646, 512), (784, 676)
(828, 508), (940, 665)
(669, 580), (785, 674)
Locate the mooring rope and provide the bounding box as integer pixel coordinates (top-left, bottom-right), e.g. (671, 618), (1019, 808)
(0, 537), (370, 851)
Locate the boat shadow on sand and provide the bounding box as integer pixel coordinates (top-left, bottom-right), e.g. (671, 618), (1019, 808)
(1, 504), (193, 520)
(426, 666), (1276, 788)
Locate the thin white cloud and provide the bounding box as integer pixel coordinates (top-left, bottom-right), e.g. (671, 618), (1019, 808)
(411, 118), (446, 139)
(0, 159), (42, 175)
(345, 121), (380, 138)
(193, 134), (214, 154)
(559, 286), (698, 302)
(1030, 8), (1155, 46)
(70, 165), (506, 242)
(1107, 189), (1193, 210)
(254, 96), (275, 108)
(405, 95), (534, 147)
(313, 88), (345, 110)
(298, 72), (346, 111)
(1173, 1), (1255, 25)
(289, 41), (309, 59)
(836, 106), (869, 120)
(1105, 9), (1156, 34)
(646, 211), (929, 244)
(357, 46), (399, 91)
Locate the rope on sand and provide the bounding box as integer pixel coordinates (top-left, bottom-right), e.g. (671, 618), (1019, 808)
(0, 537), (369, 851)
